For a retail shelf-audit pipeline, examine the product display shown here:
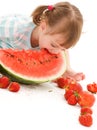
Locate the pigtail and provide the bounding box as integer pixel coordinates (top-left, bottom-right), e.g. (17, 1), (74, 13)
(31, 5), (48, 25)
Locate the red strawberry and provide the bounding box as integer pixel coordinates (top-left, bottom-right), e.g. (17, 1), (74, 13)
(64, 90), (74, 100)
(8, 82), (20, 92)
(64, 82), (82, 105)
(64, 82), (82, 100)
(87, 82), (97, 93)
(67, 94), (78, 105)
(78, 91), (95, 107)
(79, 114), (93, 127)
(68, 82), (83, 93)
(80, 107), (93, 115)
(55, 77), (65, 88)
(55, 77), (74, 89)
(0, 76), (10, 88)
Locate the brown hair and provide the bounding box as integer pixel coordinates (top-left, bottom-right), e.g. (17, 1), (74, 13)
(31, 2), (83, 49)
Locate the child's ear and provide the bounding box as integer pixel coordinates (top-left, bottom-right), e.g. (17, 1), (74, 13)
(40, 21), (47, 31)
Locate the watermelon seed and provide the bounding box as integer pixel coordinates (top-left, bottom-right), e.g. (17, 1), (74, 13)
(33, 62), (36, 65)
(18, 58), (22, 63)
(39, 61), (43, 64)
(45, 59), (50, 62)
(10, 54), (15, 58)
(5, 53), (15, 58)
(52, 55), (58, 59)
(48, 90), (53, 92)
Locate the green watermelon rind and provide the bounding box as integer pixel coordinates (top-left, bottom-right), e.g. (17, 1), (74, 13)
(0, 51), (67, 84)
(0, 64), (43, 84)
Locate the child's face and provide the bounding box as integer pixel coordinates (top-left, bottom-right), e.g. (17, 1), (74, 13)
(38, 21), (66, 54)
(39, 33), (65, 54)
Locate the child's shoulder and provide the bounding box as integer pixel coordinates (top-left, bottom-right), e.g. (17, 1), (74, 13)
(0, 14), (31, 22)
(0, 14), (34, 29)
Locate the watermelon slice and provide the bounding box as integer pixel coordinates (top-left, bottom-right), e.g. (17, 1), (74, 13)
(0, 49), (66, 84)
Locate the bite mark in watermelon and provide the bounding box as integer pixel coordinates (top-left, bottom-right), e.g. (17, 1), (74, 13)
(0, 49), (66, 84)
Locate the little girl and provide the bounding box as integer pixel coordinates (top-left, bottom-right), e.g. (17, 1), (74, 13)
(0, 2), (85, 81)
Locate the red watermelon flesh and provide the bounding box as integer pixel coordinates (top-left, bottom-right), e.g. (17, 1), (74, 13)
(0, 49), (66, 84)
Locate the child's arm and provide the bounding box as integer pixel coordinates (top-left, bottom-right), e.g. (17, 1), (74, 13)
(62, 49), (85, 81)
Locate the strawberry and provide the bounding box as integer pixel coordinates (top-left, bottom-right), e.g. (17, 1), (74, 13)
(55, 77), (74, 89)
(80, 107), (93, 115)
(8, 82), (20, 92)
(64, 89), (79, 105)
(55, 77), (68, 88)
(78, 91), (95, 107)
(64, 82), (82, 105)
(67, 94), (78, 105)
(87, 82), (97, 93)
(64, 82), (82, 100)
(64, 89), (74, 100)
(0, 76), (10, 88)
(68, 82), (83, 92)
(79, 114), (93, 127)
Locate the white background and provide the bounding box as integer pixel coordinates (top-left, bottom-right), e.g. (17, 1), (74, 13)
(0, 0), (97, 130)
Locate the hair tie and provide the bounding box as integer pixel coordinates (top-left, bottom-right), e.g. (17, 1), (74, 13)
(43, 5), (54, 15)
(48, 5), (54, 11)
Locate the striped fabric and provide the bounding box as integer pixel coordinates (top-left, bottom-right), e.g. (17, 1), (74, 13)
(0, 14), (35, 49)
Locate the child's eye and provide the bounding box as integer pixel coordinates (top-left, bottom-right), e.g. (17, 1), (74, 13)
(51, 43), (58, 48)
(51, 43), (66, 51)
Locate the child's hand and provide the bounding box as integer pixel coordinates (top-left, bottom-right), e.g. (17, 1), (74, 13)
(62, 71), (85, 81)
(71, 72), (85, 81)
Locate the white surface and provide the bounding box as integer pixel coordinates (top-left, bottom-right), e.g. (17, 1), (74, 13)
(0, 0), (97, 130)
